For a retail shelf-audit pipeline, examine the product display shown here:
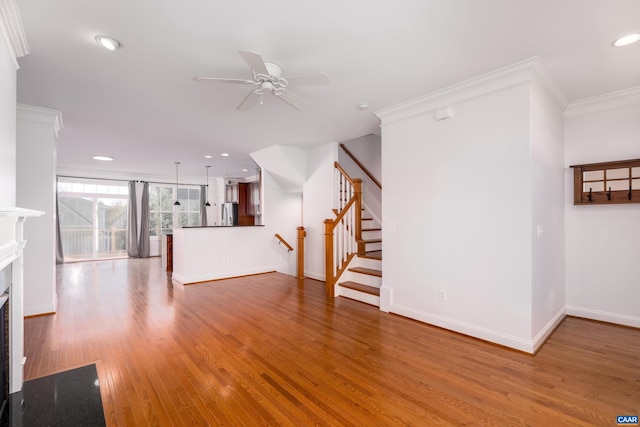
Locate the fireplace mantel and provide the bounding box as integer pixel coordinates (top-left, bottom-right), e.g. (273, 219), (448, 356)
(0, 207), (44, 393)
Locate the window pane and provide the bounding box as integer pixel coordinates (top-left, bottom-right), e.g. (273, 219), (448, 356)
(58, 196), (94, 258)
(162, 213), (173, 230)
(57, 182), (72, 192)
(188, 212), (200, 226)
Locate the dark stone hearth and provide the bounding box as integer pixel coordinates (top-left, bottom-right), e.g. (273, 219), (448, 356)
(1, 364), (105, 427)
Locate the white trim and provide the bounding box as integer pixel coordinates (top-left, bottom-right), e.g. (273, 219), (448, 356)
(566, 305), (640, 329)
(531, 308), (566, 353)
(376, 57), (567, 126)
(379, 286), (392, 312)
(390, 303), (535, 353)
(336, 286), (380, 306)
(16, 104), (63, 138)
(56, 166), (210, 187)
(171, 266), (277, 285)
(564, 86), (640, 117)
(304, 271), (325, 281)
(24, 302), (56, 317)
(0, 0), (28, 65)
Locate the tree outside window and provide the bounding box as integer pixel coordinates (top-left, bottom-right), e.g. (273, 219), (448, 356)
(149, 185), (200, 236)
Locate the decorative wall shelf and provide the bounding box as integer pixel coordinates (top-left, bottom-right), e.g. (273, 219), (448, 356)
(570, 159), (640, 205)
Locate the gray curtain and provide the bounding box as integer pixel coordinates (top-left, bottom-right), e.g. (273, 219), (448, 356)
(55, 179), (64, 264)
(138, 182), (150, 257)
(200, 185), (208, 226)
(127, 181), (139, 258)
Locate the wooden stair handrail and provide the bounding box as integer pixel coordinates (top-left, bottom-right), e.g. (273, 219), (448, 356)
(334, 161), (354, 186)
(274, 234), (294, 252)
(340, 143), (382, 190)
(324, 177), (362, 297)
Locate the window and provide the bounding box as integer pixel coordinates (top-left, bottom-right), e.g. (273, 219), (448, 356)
(149, 184), (201, 237)
(57, 178), (129, 261)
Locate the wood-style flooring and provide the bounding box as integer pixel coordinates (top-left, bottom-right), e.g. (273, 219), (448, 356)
(24, 258), (640, 426)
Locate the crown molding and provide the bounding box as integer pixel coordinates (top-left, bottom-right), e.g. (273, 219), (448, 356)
(375, 57), (567, 126)
(564, 86), (640, 118)
(0, 0), (29, 61)
(16, 104), (63, 138)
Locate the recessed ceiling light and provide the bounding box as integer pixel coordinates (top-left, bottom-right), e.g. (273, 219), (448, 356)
(204, 155), (213, 159)
(242, 169), (248, 172)
(93, 155), (113, 161)
(357, 103), (369, 111)
(221, 153), (230, 157)
(612, 33), (640, 47)
(95, 35), (123, 51)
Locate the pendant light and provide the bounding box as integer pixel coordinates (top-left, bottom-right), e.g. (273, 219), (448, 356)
(174, 162), (181, 206)
(204, 165), (211, 207)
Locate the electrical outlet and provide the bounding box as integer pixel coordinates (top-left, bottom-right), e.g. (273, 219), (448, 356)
(438, 289), (447, 301)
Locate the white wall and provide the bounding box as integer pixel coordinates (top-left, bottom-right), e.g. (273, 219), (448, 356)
(0, 26), (17, 207)
(172, 169), (301, 283)
(302, 142), (339, 280)
(16, 105), (62, 315)
(339, 134), (382, 223)
(380, 83), (534, 350)
(529, 83), (566, 342)
(564, 90), (640, 328)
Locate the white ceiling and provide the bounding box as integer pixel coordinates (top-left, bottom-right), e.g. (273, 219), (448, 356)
(16, 0), (640, 181)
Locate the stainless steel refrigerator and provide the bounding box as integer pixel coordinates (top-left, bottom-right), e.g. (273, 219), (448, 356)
(222, 202), (238, 226)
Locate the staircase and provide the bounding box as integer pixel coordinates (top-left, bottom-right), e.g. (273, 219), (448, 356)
(325, 158), (383, 307)
(336, 211), (382, 306)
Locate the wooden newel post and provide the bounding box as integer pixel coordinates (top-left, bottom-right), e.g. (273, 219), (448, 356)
(296, 226), (305, 279)
(324, 219), (335, 297)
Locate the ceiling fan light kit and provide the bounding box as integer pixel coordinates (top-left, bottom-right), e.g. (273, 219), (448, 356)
(195, 50), (330, 111)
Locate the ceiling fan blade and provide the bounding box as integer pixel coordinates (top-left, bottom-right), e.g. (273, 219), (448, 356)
(276, 89), (310, 111)
(237, 90), (260, 111)
(239, 50), (269, 76)
(284, 73), (330, 85)
(194, 77), (252, 84)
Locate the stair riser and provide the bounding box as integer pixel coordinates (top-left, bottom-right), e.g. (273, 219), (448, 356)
(341, 271), (381, 287)
(365, 242), (382, 251)
(352, 256), (382, 270)
(362, 230), (382, 240)
(337, 287), (380, 306)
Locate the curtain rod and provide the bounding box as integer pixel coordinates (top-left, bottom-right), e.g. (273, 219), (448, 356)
(56, 175), (207, 187)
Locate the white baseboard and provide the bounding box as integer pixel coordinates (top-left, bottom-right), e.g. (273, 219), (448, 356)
(305, 271), (325, 281)
(24, 302), (56, 316)
(532, 307), (566, 353)
(172, 266), (277, 285)
(390, 303), (535, 353)
(566, 305), (640, 329)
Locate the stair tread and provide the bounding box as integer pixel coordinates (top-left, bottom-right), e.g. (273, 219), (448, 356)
(362, 227), (381, 232)
(339, 281), (381, 296)
(360, 251), (382, 260)
(361, 238), (382, 244)
(348, 267), (382, 277)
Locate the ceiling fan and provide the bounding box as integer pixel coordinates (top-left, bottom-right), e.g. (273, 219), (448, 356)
(194, 50), (330, 111)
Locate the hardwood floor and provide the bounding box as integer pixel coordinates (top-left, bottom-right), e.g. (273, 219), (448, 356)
(25, 258), (639, 426)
